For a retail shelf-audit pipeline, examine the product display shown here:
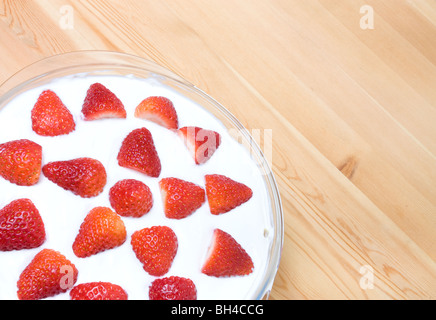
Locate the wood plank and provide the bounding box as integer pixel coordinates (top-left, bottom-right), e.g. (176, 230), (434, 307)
(0, 0), (435, 299)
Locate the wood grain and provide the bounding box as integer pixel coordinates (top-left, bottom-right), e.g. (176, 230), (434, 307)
(0, 0), (435, 300)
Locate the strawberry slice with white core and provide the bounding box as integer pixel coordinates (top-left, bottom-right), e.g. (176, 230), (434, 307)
(205, 174), (253, 215)
(117, 127), (162, 178)
(159, 177), (205, 219)
(135, 96), (178, 129)
(82, 83), (126, 120)
(201, 228), (254, 277)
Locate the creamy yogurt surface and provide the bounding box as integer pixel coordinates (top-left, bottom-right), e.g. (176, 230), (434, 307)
(0, 74), (273, 300)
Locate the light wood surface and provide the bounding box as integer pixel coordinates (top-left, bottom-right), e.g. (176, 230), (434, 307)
(1, 0), (435, 300)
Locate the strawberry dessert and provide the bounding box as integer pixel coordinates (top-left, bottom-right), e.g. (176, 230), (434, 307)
(0, 74), (274, 300)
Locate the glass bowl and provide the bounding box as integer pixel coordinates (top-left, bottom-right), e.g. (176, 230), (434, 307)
(0, 50), (283, 300)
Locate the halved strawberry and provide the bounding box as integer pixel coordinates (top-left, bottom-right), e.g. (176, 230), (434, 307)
(178, 126), (221, 164)
(159, 177), (205, 219)
(17, 248), (78, 300)
(72, 207), (127, 258)
(131, 226), (178, 276)
(0, 139), (42, 186)
(109, 179), (153, 218)
(42, 157), (107, 198)
(31, 89), (76, 136)
(149, 276), (197, 300)
(201, 229), (254, 277)
(70, 282), (128, 300)
(82, 83), (127, 120)
(117, 127), (161, 178)
(205, 174), (253, 215)
(135, 96), (178, 129)
(0, 198), (45, 251)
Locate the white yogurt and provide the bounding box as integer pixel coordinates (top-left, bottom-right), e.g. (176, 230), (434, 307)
(0, 74), (273, 300)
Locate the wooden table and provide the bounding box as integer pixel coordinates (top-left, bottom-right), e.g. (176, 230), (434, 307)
(1, 0), (435, 300)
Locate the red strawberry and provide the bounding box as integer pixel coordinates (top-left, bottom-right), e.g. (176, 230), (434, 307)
(82, 83), (127, 120)
(72, 207), (126, 258)
(131, 226), (178, 276)
(109, 179), (153, 218)
(117, 127), (161, 177)
(17, 248), (78, 300)
(31, 89), (76, 136)
(205, 174), (253, 215)
(0, 199), (45, 251)
(201, 229), (254, 277)
(135, 96), (178, 129)
(0, 139), (42, 186)
(149, 276), (197, 300)
(178, 126), (221, 164)
(159, 177), (205, 219)
(42, 157), (107, 198)
(70, 282), (128, 300)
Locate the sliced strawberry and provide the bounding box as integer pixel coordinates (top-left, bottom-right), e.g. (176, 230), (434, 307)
(149, 276), (197, 300)
(0, 139), (42, 186)
(70, 282), (128, 300)
(131, 226), (178, 277)
(205, 174), (253, 215)
(42, 157), (107, 198)
(117, 127), (161, 178)
(109, 179), (153, 218)
(178, 126), (221, 164)
(135, 96), (178, 129)
(0, 199), (45, 251)
(201, 229), (254, 277)
(31, 89), (75, 136)
(159, 177), (205, 219)
(82, 83), (127, 120)
(72, 207), (126, 258)
(17, 248), (78, 300)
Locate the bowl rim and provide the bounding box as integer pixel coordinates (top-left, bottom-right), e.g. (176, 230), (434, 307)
(0, 50), (284, 300)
